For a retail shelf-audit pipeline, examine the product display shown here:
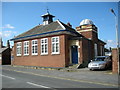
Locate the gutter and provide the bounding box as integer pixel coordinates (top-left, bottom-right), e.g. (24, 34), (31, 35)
(10, 29), (79, 41)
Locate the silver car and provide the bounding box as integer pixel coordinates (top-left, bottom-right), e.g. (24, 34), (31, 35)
(88, 56), (112, 70)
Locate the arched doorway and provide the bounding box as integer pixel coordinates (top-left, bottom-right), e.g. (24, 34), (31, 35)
(71, 45), (78, 64)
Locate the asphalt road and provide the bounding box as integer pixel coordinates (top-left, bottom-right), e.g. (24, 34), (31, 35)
(1, 66), (119, 89)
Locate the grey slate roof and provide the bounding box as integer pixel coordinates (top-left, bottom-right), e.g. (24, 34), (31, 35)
(0, 47), (8, 54)
(11, 20), (82, 41)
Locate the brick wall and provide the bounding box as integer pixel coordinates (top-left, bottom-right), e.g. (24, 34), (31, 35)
(76, 24), (98, 41)
(76, 25), (105, 59)
(13, 35), (68, 68)
(64, 35), (70, 67)
(112, 48), (119, 73)
(79, 38), (92, 67)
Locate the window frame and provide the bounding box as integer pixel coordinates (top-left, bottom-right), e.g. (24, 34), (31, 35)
(51, 36), (60, 55)
(31, 40), (38, 55)
(41, 38), (48, 55)
(16, 42), (22, 56)
(24, 41), (29, 56)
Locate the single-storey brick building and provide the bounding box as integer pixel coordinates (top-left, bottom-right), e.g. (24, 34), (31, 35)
(11, 12), (105, 68)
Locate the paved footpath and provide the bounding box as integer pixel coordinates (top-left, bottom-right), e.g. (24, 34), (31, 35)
(1, 65), (119, 88)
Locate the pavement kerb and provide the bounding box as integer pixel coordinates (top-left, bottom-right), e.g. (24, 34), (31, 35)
(11, 65), (114, 75)
(11, 65), (79, 72)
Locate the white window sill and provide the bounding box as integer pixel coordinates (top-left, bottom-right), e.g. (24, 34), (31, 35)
(41, 53), (48, 56)
(51, 52), (60, 55)
(32, 53), (38, 56)
(17, 55), (22, 57)
(24, 54), (29, 56)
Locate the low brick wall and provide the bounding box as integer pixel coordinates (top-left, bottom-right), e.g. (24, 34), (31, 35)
(112, 48), (119, 73)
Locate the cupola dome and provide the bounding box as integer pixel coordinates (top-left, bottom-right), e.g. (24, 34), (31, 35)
(80, 19), (94, 26)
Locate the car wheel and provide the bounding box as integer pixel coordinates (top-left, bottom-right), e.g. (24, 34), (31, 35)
(90, 69), (93, 71)
(105, 64), (108, 70)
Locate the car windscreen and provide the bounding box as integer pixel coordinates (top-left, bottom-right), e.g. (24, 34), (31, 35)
(94, 57), (105, 61)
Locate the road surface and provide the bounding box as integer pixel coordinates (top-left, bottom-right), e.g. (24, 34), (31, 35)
(1, 66), (119, 89)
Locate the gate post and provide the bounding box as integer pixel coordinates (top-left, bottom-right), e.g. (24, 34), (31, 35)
(112, 48), (118, 73)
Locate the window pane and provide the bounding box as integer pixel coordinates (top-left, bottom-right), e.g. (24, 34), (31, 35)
(32, 46), (34, 53)
(45, 44), (47, 53)
(24, 41), (29, 55)
(56, 38), (58, 42)
(35, 46), (37, 53)
(41, 40), (44, 43)
(32, 40), (38, 55)
(56, 43), (59, 52)
(41, 38), (48, 54)
(52, 38), (55, 42)
(27, 47), (28, 54)
(45, 39), (47, 43)
(16, 42), (22, 56)
(52, 37), (59, 54)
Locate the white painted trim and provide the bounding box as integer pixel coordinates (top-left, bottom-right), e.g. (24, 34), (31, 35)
(51, 50), (60, 55)
(32, 53), (38, 56)
(69, 40), (80, 64)
(56, 20), (66, 30)
(16, 42), (22, 56)
(41, 53), (48, 55)
(40, 38), (48, 55)
(43, 21), (49, 25)
(23, 41), (29, 56)
(51, 36), (60, 55)
(31, 39), (38, 56)
(78, 29), (97, 33)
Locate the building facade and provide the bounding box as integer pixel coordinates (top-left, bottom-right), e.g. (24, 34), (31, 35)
(11, 12), (105, 68)
(0, 39), (11, 65)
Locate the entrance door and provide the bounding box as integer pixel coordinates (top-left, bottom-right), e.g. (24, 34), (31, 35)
(71, 45), (78, 64)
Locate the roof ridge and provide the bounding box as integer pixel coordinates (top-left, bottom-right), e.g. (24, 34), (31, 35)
(11, 20), (82, 41)
(56, 20), (76, 31)
(56, 20), (66, 30)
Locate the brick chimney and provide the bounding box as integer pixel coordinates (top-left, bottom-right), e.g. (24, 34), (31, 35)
(7, 40), (10, 48)
(67, 22), (72, 27)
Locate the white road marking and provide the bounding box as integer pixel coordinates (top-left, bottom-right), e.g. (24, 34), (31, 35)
(0, 74), (15, 80)
(27, 82), (50, 88)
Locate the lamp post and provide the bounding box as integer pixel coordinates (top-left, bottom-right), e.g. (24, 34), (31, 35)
(110, 8), (119, 74)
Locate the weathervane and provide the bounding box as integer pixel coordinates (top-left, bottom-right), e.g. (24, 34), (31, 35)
(46, 6), (49, 13)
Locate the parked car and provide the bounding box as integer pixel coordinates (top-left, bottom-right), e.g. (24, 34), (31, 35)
(88, 56), (112, 70)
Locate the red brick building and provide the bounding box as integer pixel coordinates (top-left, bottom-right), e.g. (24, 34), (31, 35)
(11, 12), (105, 68)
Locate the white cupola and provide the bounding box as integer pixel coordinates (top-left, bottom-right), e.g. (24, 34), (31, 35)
(80, 19), (94, 26)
